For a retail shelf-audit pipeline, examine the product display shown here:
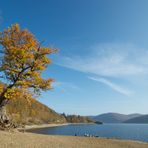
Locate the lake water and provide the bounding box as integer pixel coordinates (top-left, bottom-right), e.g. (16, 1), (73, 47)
(27, 123), (148, 142)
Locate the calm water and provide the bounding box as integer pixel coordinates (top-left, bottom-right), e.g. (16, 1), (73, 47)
(27, 123), (148, 142)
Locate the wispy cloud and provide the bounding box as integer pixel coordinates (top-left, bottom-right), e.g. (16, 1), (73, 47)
(88, 76), (133, 97)
(0, 10), (3, 23)
(54, 43), (148, 96)
(52, 81), (80, 93)
(55, 43), (148, 77)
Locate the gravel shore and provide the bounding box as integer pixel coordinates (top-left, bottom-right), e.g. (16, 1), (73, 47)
(0, 130), (147, 148)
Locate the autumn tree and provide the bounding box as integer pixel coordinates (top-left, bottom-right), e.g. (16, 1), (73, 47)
(0, 24), (55, 128)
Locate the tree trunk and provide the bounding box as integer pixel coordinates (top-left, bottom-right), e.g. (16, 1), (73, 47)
(0, 104), (16, 130)
(0, 91), (17, 130)
(0, 105), (9, 129)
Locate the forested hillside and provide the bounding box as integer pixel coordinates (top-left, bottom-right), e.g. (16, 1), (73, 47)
(6, 98), (66, 125)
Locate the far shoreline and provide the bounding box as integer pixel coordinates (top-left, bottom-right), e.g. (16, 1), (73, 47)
(18, 122), (96, 131)
(18, 123), (69, 131)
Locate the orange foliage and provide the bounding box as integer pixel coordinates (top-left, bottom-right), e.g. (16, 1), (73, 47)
(0, 24), (55, 103)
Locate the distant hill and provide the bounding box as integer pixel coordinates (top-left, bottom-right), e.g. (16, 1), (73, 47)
(6, 98), (67, 125)
(5, 96), (146, 125)
(124, 115), (148, 123)
(89, 113), (142, 123)
(5, 97), (94, 125)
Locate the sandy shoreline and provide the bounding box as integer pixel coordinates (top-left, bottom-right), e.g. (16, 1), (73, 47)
(15, 123), (148, 148)
(0, 130), (147, 148)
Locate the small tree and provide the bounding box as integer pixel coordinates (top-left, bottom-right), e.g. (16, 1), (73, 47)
(0, 24), (55, 128)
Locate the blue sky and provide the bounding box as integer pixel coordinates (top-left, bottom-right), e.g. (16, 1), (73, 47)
(1, 0), (148, 115)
